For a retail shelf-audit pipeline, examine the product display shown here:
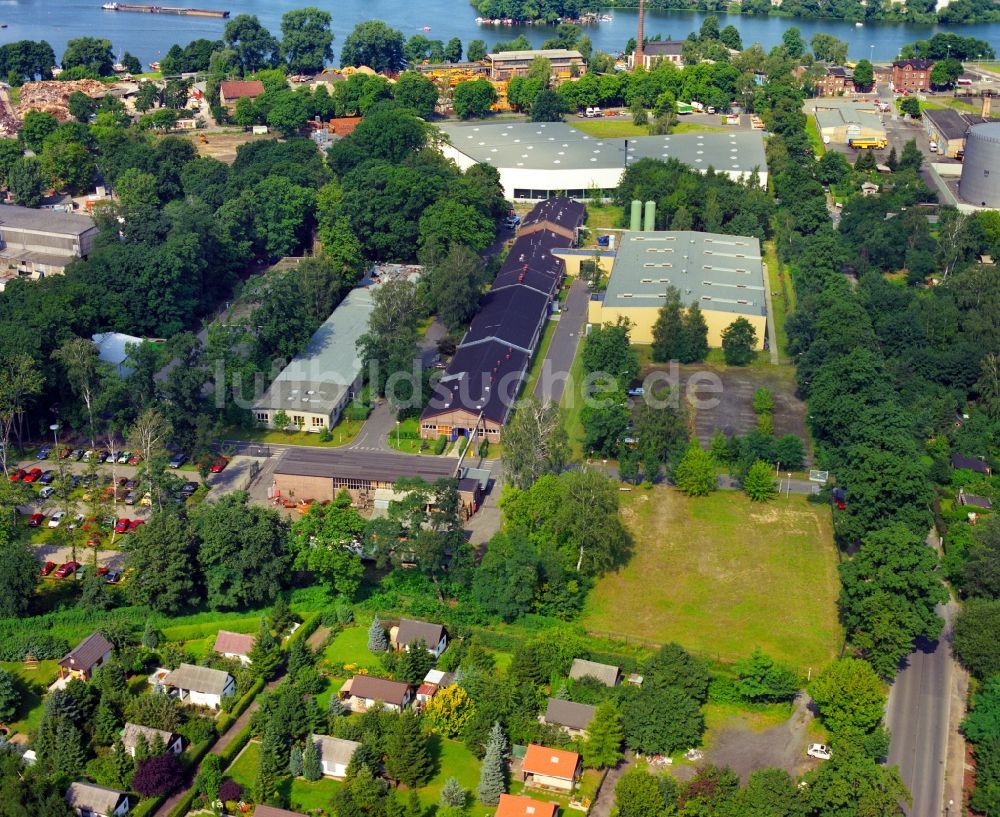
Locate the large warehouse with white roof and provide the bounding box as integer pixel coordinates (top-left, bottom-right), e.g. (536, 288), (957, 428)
(437, 122), (768, 201)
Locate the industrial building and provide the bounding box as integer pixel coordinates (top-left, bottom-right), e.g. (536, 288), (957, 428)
(812, 65), (854, 97)
(959, 122), (1000, 208)
(419, 198), (583, 441)
(585, 229), (767, 349)
(0, 204), (97, 278)
(810, 99), (886, 146)
(269, 447), (486, 516)
(628, 39), (684, 70)
(486, 49), (585, 82)
(891, 58), (934, 93)
(438, 122), (768, 200)
(252, 284), (379, 432)
(923, 104), (993, 158)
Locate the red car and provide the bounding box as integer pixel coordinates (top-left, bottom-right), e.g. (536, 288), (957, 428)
(53, 561), (80, 578)
(114, 518), (131, 534)
(22, 468), (42, 483)
(129, 519), (145, 531)
(39, 560), (56, 576)
(8, 468), (25, 482)
(86, 536), (101, 548)
(96, 565), (110, 576)
(127, 454), (141, 465)
(210, 456), (229, 473)
(28, 512), (44, 527)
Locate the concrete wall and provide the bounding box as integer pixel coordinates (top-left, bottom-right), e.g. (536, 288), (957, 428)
(589, 302), (767, 349)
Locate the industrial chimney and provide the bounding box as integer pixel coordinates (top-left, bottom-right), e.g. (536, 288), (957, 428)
(635, 0), (645, 68)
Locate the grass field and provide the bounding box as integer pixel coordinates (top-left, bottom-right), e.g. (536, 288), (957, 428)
(582, 487), (841, 672)
(417, 737), (490, 816)
(586, 203), (624, 229)
(570, 118), (726, 138)
(226, 416), (364, 448)
(523, 316), (559, 398)
(0, 660), (59, 736)
(764, 239), (794, 364)
(559, 338), (589, 460)
(322, 625), (381, 673)
(805, 117), (825, 156)
(386, 417), (428, 455)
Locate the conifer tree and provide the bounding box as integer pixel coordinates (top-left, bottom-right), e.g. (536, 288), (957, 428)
(651, 286), (683, 362)
(368, 614), (388, 653)
(583, 702), (625, 769)
(476, 721), (507, 805)
(679, 301), (709, 363)
(111, 740), (136, 789)
(94, 696), (121, 746)
(386, 710), (433, 787)
(248, 617), (281, 679)
(303, 736), (323, 782)
(440, 776), (467, 808)
(289, 744), (304, 777)
(254, 720), (283, 804)
(141, 619), (159, 650)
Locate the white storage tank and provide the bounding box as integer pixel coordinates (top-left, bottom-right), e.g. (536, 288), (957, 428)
(959, 122), (1000, 208)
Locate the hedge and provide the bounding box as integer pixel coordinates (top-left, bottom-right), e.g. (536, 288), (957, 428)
(218, 721), (255, 765)
(0, 633), (70, 661)
(129, 737), (214, 817)
(130, 795), (165, 817)
(433, 435), (448, 454)
(216, 676), (265, 733)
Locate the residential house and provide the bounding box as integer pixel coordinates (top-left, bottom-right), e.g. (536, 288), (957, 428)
(392, 618), (448, 658)
(569, 658), (621, 687)
(311, 734), (361, 778)
(59, 632), (113, 682)
(628, 40), (683, 70)
(951, 453), (992, 475)
(121, 723), (183, 757)
(219, 80), (265, 109)
(958, 489), (993, 511)
(160, 663), (235, 709)
(341, 674), (412, 712)
(66, 782), (130, 817)
(892, 58), (934, 92)
(860, 181), (879, 196)
(814, 65), (853, 96)
(495, 793), (559, 817)
(254, 807), (309, 817)
(417, 668), (455, 705)
(520, 744), (581, 792)
(0, 203), (98, 278)
(213, 630), (255, 666)
(542, 699), (596, 739)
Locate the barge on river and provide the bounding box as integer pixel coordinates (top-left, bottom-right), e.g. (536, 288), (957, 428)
(100, 3), (229, 18)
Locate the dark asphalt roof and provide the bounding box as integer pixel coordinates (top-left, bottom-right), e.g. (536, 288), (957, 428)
(893, 58), (934, 70)
(396, 618), (446, 647)
(493, 229), (572, 296)
(422, 340), (530, 425)
(520, 197), (586, 232)
(274, 447), (458, 482)
(544, 698), (596, 730)
(924, 107), (987, 141)
(461, 286), (549, 352)
(644, 40), (684, 56)
(349, 674), (411, 706)
(60, 632), (113, 673)
(952, 453), (991, 474)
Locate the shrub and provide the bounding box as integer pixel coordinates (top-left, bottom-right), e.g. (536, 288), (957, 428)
(132, 753), (184, 797)
(434, 435), (448, 454)
(218, 779), (242, 802)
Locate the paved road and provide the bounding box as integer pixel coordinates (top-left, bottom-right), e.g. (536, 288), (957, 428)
(886, 594), (956, 817)
(534, 278), (589, 405)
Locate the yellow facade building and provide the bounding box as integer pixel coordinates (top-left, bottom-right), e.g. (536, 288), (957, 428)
(574, 231), (767, 349)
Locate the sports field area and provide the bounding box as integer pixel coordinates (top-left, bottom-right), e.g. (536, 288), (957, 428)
(582, 487), (841, 673)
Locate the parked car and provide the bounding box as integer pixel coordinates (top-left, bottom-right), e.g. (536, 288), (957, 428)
(807, 744), (831, 760)
(82, 450), (96, 462)
(114, 518), (131, 534)
(124, 478), (137, 489)
(39, 486), (55, 499)
(48, 511), (66, 528)
(71, 448), (84, 461)
(57, 446), (70, 459)
(168, 453), (186, 468)
(140, 492), (152, 507)
(8, 468), (25, 482)
(28, 512), (45, 527)
(40, 561), (56, 576)
(124, 491), (138, 505)
(96, 565), (110, 576)
(38, 470), (55, 484)
(70, 475), (81, 488)
(180, 481), (199, 495)
(129, 519), (145, 531)
(117, 451), (131, 464)
(23, 468), (42, 483)
(104, 569), (122, 584)
(210, 456), (229, 473)
(68, 513), (85, 529)
(53, 561), (80, 578)
(37, 446), (50, 460)
(127, 453), (141, 465)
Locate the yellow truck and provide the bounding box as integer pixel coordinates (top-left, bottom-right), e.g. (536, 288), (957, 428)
(848, 137), (888, 150)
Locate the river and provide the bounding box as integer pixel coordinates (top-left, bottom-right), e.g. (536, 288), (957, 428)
(1, 0), (998, 68)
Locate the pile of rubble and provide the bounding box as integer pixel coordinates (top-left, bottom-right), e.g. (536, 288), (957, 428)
(13, 79), (106, 122)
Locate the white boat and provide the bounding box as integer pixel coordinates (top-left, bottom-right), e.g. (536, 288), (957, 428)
(855, 20), (863, 26)
(102, 2), (119, 9)
(149, 60), (160, 70)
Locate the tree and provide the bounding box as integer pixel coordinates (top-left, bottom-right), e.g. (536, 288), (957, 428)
(467, 40), (487, 62)
(735, 648), (798, 702)
(266, 91), (310, 136)
(808, 658), (886, 736)
(899, 96), (921, 118)
(803, 741), (908, 816)
(0, 139), (24, 189)
(674, 440), (717, 497)
(502, 397), (568, 490)
(123, 513), (196, 614)
(386, 711), (433, 786)
(62, 37), (114, 75)
(290, 500), (365, 599)
(248, 617), (282, 680)
(223, 14), (279, 73)
(531, 89), (564, 122)
(40, 139), (94, 194)
(582, 317), (639, 384)
(195, 754), (223, 801)
(453, 78), (498, 119)
(357, 277), (421, 399)
(721, 317), (758, 366)
(8, 156), (45, 207)
(194, 492), (290, 610)
(782, 27), (805, 58)
(621, 684), (704, 755)
(811, 33), (848, 64)
(853, 59), (874, 90)
(953, 599), (1000, 680)
(440, 777), (466, 808)
(340, 21), (405, 72)
(444, 38), (463, 63)
(477, 722), (507, 805)
(651, 286), (684, 362)
(584, 701), (624, 769)
(419, 203), (493, 258)
(0, 668), (19, 722)
(368, 614), (388, 653)
(899, 139), (924, 172)
(743, 460), (778, 501)
(289, 744), (304, 777)
(20, 110), (58, 152)
(720, 25), (743, 50)
(680, 302), (709, 363)
(774, 435), (805, 471)
(424, 684), (475, 738)
(254, 719), (284, 804)
(281, 7), (334, 74)
(613, 767), (667, 817)
(393, 71), (439, 118)
(930, 57), (963, 88)
(472, 531), (539, 622)
(0, 538), (39, 619)
(816, 150), (851, 186)
(132, 753), (184, 797)
(303, 736), (322, 781)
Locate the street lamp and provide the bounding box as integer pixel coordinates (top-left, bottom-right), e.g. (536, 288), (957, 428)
(396, 420), (400, 447)
(49, 423), (59, 451)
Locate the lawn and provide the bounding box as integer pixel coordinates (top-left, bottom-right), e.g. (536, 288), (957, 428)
(417, 736), (490, 816)
(225, 740), (259, 788)
(764, 239), (794, 364)
(386, 417), (431, 455)
(321, 625), (380, 674)
(523, 316), (559, 398)
(586, 203), (624, 229)
(581, 487), (841, 672)
(559, 337), (589, 460)
(805, 117), (825, 156)
(0, 660), (60, 736)
(570, 118), (649, 137)
(225, 416), (364, 448)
